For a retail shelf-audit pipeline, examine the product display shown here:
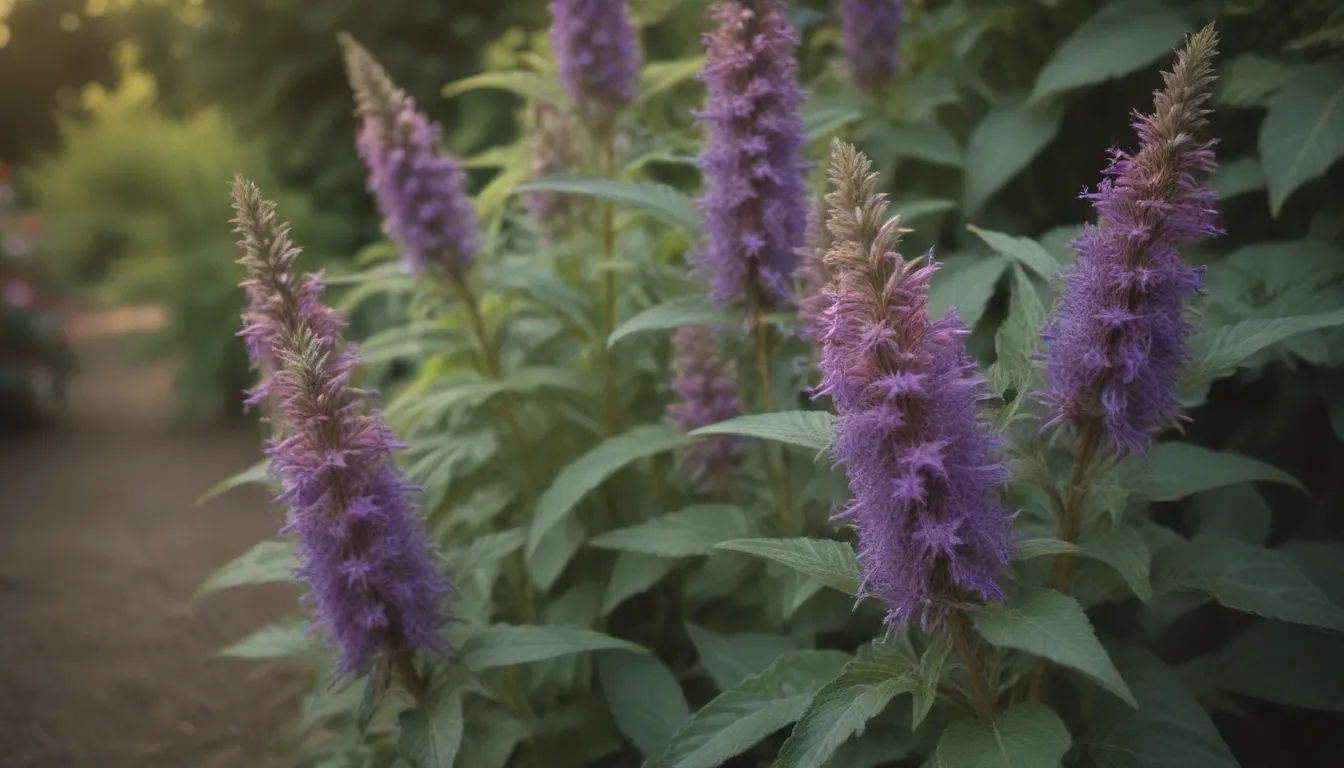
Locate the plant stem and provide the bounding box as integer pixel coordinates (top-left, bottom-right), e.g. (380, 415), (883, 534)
(749, 294), (795, 534)
(505, 668), (548, 768)
(394, 648), (428, 708)
(950, 610), (997, 724)
(600, 138), (619, 437)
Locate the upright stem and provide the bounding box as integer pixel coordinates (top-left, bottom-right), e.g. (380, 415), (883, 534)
(749, 293), (794, 534)
(950, 610), (997, 724)
(394, 648), (428, 708)
(599, 138), (619, 437)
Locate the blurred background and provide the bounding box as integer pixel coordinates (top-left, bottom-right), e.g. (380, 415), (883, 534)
(0, 0), (1341, 766)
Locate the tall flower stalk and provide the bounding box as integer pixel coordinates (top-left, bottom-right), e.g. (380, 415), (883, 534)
(232, 178), (449, 701)
(837, 0), (904, 96)
(1038, 25), (1220, 593)
(669, 325), (744, 496)
(548, 0), (639, 139)
(817, 141), (1012, 720)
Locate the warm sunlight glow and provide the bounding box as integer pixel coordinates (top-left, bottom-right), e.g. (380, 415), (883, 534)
(59, 12), (81, 32)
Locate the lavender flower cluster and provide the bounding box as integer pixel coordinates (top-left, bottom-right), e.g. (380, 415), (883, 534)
(549, 0), (640, 131)
(838, 0), (903, 94)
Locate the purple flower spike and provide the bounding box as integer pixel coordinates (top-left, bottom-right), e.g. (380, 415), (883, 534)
(669, 325), (744, 495)
(794, 204), (832, 344)
(838, 0), (903, 94)
(1040, 26), (1221, 457)
(816, 141), (1013, 630)
(549, 0), (640, 131)
(233, 178), (451, 679)
(697, 0), (809, 309)
(340, 35), (478, 281)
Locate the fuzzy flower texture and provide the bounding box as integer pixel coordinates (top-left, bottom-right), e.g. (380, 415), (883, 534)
(340, 34), (478, 281)
(1042, 26), (1221, 456)
(838, 0), (903, 94)
(817, 142), (1013, 630)
(668, 325), (743, 495)
(233, 178), (450, 678)
(549, 0), (639, 128)
(697, 0), (809, 309)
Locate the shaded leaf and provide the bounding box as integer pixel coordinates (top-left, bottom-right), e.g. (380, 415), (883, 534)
(591, 505), (754, 557)
(603, 552), (679, 615)
(1214, 620), (1344, 711)
(1017, 537), (1080, 561)
(932, 703), (1071, 768)
(777, 655), (916, 768)
(863, 120), (964, 168)
(990, 266), (1047, 398)
(1210, 155), (1267, 199)
(964, 101), (1064, 214)
(690, 411), (836, 454)
(399, 689), (464, 768)
(911, 637), (953, 730)
(513, 174), (700, 232)
(195, 540), (296, 602)
(599, 651), (691, 757)
(442, 70), (565, 103)
(1184, 312), (1344, 389)
(1121, 443), (1302, 501)
(715, 538), (860, 596)
(928, 255), (1007, 329)
(1218, 53), (1299, 107)
(686, 623), (804, 691)
(1192, 483), (1272, 546)
(460, 624), (646, 671)
(1081, 526), (1153, 602)
(968, 225), (1064, 281)
(196, 459), (270, 506)
(1258, 62), (1344, 214)
(804, 98), (866, 141)
(217, 617), (313, 660)
(608, 295), (733, 348)
(640, 56), (706, 103)
(1031, 0), (1188, 104)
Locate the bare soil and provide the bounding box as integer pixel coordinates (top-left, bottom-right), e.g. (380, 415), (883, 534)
(0, 332), (302, 767)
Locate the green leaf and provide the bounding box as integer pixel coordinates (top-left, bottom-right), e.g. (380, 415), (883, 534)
(591, 505), (754, 557)
(690, 411), (836, 454)
(1152, 535), (1344, 631)
(650, 650), (850, 768)
(863, 121), (964, 168)
(527, 423), (689, 584)
(217, 617), (313, 660)
(714, 538), (860, 596)
(685, 623), (803, 691)
(442, 70), (565, 103)
(1031, 0), (1189, 104)
(194, 540), (296, 602)
(968, 225), (1064, 282)
(1185, 312), (1344, 389)
(599, 651), (691, 757)
(513, 174), (700, 232)
(1210, 155), (1267, 199)
(928, 255), (1008, 329)
(603, 552), (679, 615)
(1192, 484), (1272, 546)
(777, 656), (916, 768)
(931, 703), (1071, 768)
(195, 459), (270, 506)
(1081, 526), (1153, 602)
(526, 513), (586, 594)
(640, 56), (705, 103)
(1086, 646), (1237, 768)
(891, 198), (958, 222)
(1217, 53), (1299, 107)
(964, 100), (1064, 214)
(1016, 537), (1081, 561)
(608, 295), (732, 348)
(990, 266), (1047, 398)
(1213, 620), (1344, 711)
(459, 624), (646, 671)
(971, 589), (1137, 707)
(911, 637), (953, 730)
(1260, 62), (1344, 214)
(399, 690), (465, 768)
(1120, 443), (1302, 502)
(804, 98), (866, 141)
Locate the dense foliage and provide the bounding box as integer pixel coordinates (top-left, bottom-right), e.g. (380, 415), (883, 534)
(198, 0), (1344, 766)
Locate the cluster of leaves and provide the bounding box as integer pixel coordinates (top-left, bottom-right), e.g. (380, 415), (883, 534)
(198, 0), (1344, 766)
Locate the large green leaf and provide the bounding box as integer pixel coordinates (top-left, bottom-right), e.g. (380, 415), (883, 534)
(1120, 442), (1301, 502)
(216, 617), (313, 660)
(1213, 620), (1344, 712)
(928, 255), (1008, 329)
(685, 623), (804, 691)
(639, 56), (706, 103)
(194, 540), (296, 602)
(513, 174), (700, 232)
(891, 198), (958, 222)
(1217, 53), (1299, 107)
(964, 101), (1064, 214)
(195, 458), (270, 506)
(650, 650), (850, 768)
(1210, 155), (1267, 199)
(608, 295), (733, 348)
(1184, 312), (1344, 390)
(1152, 535), (1344, 632)
(971, 589), (1137, 707)
(1085, 646), (1237, 768)
(591, 505), (754, 557)
(967, 225), (1063, 282)
(603, 552), (679, 615)
(690, 411), (836, 454)
(399, 690), (465, 768)
(931, 703), (1071, 768)
(911, 637), (953, 730)
(1258, 62), (1344, 214)
(1031, 0), (1188, 104)
(715, 538), (861, 596)
(599, 651), (691, 757)
(1017, 538), (1081, 561)
(990, 265), (1047, 399)
(777, 654), (916, 768)
(459, 624), (646, 671)
(527, 423), (689, 587)
(1081, 526), (1153, 602)
(442, 70), (566, 103)
(863, 120), (965, 168)
(1192, 484), (1272, 546)
(804, 98), (866, 142)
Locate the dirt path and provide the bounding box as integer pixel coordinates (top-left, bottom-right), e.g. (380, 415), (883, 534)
(0, 336), (302, 767)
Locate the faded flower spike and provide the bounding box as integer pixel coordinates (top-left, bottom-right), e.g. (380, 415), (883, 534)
(232, 178), (451, 685)
(339, 34), (478, 281)
(549, 0), (640, 133)
(697, 0), (809, 309)
(816, 141), (1013, 630)
(794, 203), (833, 344)
(1041, 25), (1221, 456)
(668, 325), (744, 495)
(838, 0), (904, 94)
(524, 101), (582, 234)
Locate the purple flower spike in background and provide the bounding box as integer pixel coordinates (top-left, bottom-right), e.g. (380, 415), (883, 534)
(669, 325), (744, 495)
(817, 141), (1013, 630)
(794, 203), (832, 345)
(1041, 26), (1220, 457)
(697, 0), (809, 309)
(838, 0), (903, 94)
(232, 178), (450, 685)
(549, 0), (639, 132)
(340, 34), (478, 281)
(525, 101), (582, 234)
